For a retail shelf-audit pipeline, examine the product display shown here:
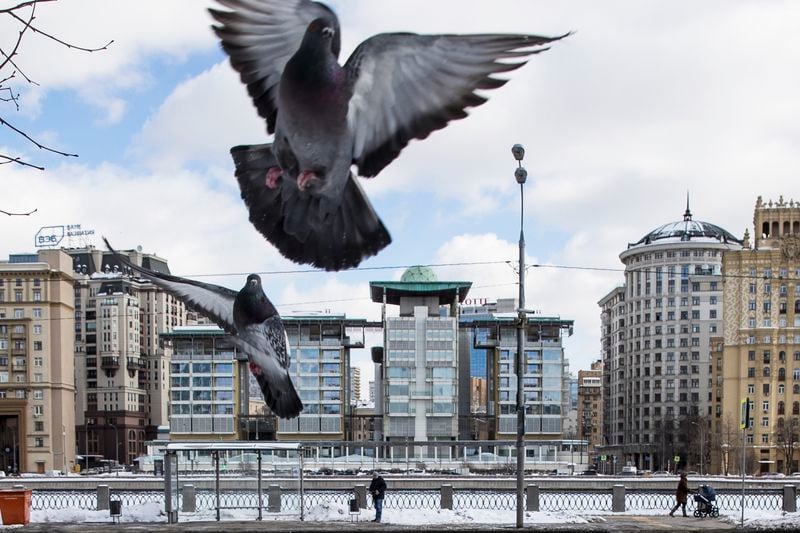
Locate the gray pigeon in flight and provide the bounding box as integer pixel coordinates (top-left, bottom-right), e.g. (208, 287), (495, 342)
(103, 238), (303, 419)
(210, 0), (568, 271)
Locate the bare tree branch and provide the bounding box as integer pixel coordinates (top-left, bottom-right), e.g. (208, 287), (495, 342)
(0, 207), (38, 216)
(0, 116), (78, 158)
(0, 153), (45, 170)
(0, 0), (111, 175)
(0, 1), (57, 15)
(7, 11), (113, 53)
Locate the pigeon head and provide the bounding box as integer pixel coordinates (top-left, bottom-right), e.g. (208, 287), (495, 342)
(246, 273), (262, 289)
(302, 18), (338, 54)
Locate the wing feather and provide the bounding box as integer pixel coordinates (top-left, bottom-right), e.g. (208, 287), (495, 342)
(345, 32), (569, 177)
(209, 0), (340, 133)
(103, 238), (239, 334)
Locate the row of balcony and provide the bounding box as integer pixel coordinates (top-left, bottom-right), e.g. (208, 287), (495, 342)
(100, 357), (146, 371)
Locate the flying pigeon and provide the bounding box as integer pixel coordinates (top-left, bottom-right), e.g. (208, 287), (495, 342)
(210, 0), (568, 271)
(103, 238), (303, 419)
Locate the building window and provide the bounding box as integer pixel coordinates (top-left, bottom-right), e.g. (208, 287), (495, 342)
(34, 438), (43, 448)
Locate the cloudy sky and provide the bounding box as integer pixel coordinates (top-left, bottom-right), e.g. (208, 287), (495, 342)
(2, 0), (799, 389)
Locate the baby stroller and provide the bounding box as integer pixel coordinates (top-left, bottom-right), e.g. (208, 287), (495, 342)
(693, 484), (719, 518)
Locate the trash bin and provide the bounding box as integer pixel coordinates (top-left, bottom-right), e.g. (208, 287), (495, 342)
(0, 489), (31, 525)
(349, 498), (359, 513)
(110, 499), (122, 523)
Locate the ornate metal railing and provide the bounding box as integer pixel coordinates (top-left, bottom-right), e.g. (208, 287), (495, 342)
(32, 490), (96, 511)
(541, 489), (611, 511)
(626, 488), (783, 512)
(29, 488), (787, 514)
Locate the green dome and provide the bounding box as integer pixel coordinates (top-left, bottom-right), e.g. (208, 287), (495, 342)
(401, 265), (438, 282)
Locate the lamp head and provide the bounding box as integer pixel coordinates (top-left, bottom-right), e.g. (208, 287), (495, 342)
(511, 144), (525, 162)
(514, 166), (528, 185)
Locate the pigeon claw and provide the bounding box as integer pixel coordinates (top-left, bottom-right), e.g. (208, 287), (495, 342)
(297, 170), (319, 191)
(265, 167), (282, 189)
(249, 362), (262, 376)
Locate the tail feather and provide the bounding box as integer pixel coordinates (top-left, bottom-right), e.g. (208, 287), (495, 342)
(232, 143), (392, 271)
(255, 369), (303, 419)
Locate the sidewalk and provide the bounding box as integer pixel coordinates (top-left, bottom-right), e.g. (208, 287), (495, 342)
(13, 516), (753, 533)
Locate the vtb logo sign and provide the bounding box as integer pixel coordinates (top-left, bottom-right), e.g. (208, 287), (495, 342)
(34, 226), (65, 248)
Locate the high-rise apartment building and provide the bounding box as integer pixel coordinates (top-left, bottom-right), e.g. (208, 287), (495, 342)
(578, 360), (603, 462)
(349, 366), (361, 405)
(600, 204), (742, 471)
(714, 196), (800, 474)
(161, 326), (242, 440)
(278, 315), (366, 441)
(470, 313), (573, 441)
(70, 246), (186, 465)
(0, 250), (75, 474)
(371, 266), (470, 443)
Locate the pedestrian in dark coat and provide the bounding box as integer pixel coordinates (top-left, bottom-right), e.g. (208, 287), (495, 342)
(368, 472), (387, 523)
(669, 472), (691, 517)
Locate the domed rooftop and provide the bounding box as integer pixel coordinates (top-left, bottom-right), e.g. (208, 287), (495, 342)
(400, 265), (438, 282)
(629, 200), (742, 249)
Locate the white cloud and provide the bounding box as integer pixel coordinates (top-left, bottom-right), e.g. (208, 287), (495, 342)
(2, 1), (218, 126)
(129, 61), (265, 172)
(5, 0), (800, 379)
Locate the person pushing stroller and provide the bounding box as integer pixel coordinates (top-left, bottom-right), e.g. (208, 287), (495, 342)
(669, 472), (692, 517)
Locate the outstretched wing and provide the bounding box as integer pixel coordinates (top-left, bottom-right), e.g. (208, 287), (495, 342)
(232, 318), (303, 418)
(345, 32), (569, 177)
(103, 238), (239, 334)
(209, 0), (340, 133)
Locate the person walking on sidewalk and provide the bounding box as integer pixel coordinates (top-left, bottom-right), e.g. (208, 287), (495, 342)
(669, 472), (691, 517)
(369, 472), (387, 523)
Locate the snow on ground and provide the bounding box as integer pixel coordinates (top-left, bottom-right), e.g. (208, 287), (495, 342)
(13, 502), (800, 528)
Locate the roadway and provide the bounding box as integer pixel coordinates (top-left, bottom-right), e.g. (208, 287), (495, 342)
(12, 516), (771, 533)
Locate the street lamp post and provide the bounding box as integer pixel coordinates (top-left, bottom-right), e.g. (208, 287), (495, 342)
(109, 423), (119, 476)
(691, 421), (705, 475)
(721, 443), (729, 476)
(512, 143), (528, 529)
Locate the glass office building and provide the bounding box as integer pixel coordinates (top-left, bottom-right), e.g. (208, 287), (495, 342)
(371, 266), (471, 443)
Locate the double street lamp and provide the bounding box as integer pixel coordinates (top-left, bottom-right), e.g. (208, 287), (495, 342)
(512, 144), (528, 529)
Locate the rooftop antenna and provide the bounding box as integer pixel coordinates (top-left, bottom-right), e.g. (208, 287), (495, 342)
(683, 191), (692, 221)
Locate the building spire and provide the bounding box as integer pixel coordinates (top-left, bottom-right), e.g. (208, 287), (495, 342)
(683, 191), (692, 221)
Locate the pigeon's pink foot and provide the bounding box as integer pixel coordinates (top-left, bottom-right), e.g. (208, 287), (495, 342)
(249, 362), (262, 375)
(265, 167), (282, 189)
(297, 170), (319, 191)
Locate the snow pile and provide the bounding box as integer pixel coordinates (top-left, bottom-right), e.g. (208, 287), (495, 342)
(14, 501), (800, 528)
(30, 501), (165, 524)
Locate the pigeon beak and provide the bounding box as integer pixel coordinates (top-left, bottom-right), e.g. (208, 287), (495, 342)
(322, 27), (335, 38)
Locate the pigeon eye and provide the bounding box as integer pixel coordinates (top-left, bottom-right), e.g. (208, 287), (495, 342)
(322, 27), (334, 37)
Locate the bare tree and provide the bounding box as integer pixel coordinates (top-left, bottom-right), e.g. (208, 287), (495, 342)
(1, 0), (111, 172)
(711, 413), (740, 475)
(774, 416), (800, 474)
